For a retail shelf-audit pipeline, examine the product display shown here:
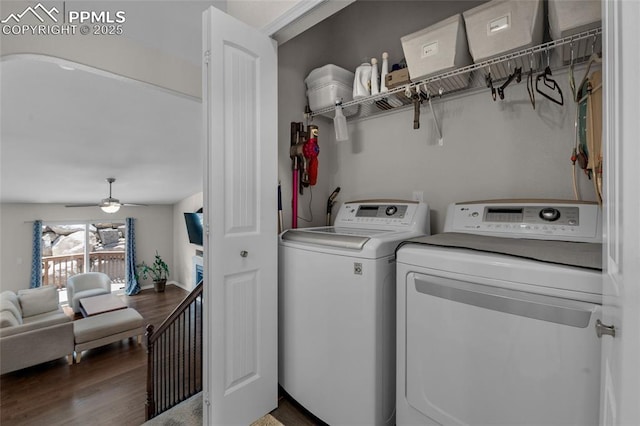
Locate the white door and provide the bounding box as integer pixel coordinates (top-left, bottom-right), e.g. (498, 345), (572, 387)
(600, 0), (640, 425)
(202, 7), (278, 425)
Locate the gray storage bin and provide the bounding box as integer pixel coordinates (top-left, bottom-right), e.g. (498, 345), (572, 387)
(463, 0), (544, 63)
(401, 14), (472, 84)
(548, 0), (601, 62)
(548, 0), (601, 40)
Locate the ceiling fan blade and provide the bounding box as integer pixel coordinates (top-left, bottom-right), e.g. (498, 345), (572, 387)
(65, 179), (147, 209)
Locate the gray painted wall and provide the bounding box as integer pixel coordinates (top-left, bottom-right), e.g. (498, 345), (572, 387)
(173, 192), (204, 291)
(278, 0), (597, 233)
(0, 204), (174, 293)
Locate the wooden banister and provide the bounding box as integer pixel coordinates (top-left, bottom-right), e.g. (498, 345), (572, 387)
(145, 280), (203, 420)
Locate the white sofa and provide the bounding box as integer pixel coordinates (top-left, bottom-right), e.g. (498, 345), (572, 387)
(0, 286), (74, 374)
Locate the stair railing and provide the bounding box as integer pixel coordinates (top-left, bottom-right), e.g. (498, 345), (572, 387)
(145, 280), (203, 420)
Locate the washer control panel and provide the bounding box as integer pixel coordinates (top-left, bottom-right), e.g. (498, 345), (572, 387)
(483, 206), (579, 226)
(355, 204), (407, 219)
(445, 200), (601, 242)
(335, 200), (428, 230)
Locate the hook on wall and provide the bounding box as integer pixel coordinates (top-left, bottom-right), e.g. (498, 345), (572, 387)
(485, 73), (497, 101)
(545, 46), (551, 69)
(529, 51), (536, 72)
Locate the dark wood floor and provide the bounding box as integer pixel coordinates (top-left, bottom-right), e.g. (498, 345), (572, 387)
(0, 285), (319, 426)
(272, 389), (326, 426)
(1, 285), (189, 426)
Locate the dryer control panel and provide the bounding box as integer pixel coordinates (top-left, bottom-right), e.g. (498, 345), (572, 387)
(444, 200), (601, 242)
(336, 200), (429, 231)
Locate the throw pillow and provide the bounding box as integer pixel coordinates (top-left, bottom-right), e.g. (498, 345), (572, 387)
(17, 286), (59, 318)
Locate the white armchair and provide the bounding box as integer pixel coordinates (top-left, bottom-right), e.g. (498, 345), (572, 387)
(66, 272), (111, 313)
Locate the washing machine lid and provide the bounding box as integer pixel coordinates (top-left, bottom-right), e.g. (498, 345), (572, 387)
(280, 200), (431, 256)
(281, 227), (391, 251)
(399, 232), (602, 270)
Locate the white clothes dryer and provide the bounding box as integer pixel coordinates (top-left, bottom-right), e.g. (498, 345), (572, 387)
(279, 200), (430, 426)
(396, 200), (603, 426)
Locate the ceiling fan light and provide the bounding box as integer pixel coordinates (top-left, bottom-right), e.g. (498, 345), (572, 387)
(101, 202), (121, 213)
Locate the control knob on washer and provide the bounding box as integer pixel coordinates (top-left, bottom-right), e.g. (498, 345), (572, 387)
(385, 206), (397, 216)
(539, 208), (561, 221)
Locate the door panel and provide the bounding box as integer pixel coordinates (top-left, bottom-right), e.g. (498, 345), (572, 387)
(203, 6), (278, 425)
(223, 43), (258, 234)
(601, 0), (640, 424)
(224, 270), (258, 392)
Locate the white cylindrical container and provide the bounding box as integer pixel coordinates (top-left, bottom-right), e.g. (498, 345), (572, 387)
(380, 52), (389, 93)
(370, 58), (379, 95)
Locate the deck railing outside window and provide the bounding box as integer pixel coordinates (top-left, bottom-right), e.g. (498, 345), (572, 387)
(42, 251), (125, 287)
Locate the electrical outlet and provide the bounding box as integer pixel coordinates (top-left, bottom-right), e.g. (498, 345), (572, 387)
(412, 191), (424, 202)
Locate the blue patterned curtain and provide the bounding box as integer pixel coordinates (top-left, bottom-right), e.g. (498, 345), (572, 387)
(124, 217), (140, 295)
(30, 220), (42, 288)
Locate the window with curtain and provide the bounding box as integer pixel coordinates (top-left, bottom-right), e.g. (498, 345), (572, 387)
(39, 221), (126, 289)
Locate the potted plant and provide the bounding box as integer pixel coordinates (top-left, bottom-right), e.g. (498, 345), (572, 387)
(137, 251), (170, 292)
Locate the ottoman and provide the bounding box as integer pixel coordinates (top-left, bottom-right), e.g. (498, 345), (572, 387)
(73, 308), (144, 363)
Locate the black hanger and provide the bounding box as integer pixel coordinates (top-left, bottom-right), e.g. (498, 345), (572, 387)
(497, 67), (522, 100)
(536, 66), (564, 106)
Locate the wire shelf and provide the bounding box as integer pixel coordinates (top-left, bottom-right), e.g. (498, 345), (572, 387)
(310, 27), (602, 120)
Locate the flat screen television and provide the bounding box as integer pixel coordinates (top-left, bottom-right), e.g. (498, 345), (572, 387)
(184, 212), (203, 246)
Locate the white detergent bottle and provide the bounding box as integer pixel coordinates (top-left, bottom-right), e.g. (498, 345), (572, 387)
(380, 52), (389, 93)
(353, 62), (372, 99)
(370, 57), (379, 95)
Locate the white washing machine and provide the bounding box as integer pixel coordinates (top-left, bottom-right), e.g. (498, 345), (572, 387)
(279, 200), (430, 426)
(396, 200), (603, 426)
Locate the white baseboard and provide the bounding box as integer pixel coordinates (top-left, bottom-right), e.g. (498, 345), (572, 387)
(168, 280), (191, 292)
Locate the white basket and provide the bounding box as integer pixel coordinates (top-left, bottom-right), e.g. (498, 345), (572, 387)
(306, 82), (358, 118)
(305, 64), (354, 90)
(305, 65), (358, 117)
(401, 14), (472, 83)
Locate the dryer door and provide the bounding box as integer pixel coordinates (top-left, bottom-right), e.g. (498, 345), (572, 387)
(405, 271), (601, 425)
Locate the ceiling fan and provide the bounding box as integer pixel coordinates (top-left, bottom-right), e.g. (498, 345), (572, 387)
(65, 178), (147, 213)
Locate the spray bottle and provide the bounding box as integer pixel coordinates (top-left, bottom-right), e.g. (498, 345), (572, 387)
(334, 101), (348, 142)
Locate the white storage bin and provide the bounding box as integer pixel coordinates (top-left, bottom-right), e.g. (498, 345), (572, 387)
(548, 0), (601, 40)
(463, 0), (544, 63)
(548, 0), (601, 62)
(305, 64), (353, 90)
(401, 14), (472, 82)
(305, 64), (358, 117)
